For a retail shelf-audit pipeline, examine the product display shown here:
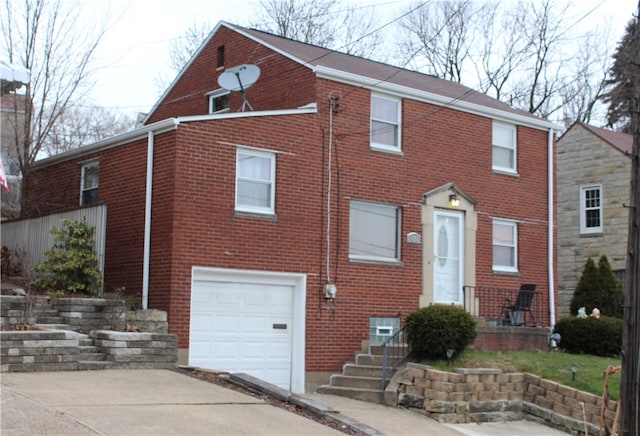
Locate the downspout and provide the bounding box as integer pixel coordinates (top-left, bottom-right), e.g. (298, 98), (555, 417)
(142, 131), (154, 310)
(547, 127), (556, 327)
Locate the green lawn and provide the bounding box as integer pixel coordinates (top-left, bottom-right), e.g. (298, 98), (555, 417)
(422, 349), (621, 400)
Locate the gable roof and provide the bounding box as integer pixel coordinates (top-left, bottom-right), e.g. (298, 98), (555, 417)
(146, 21), (559, 131)
(575, 121), (633, 156)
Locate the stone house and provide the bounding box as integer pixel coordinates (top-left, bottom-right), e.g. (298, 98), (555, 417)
(556, 121), (632, 318)
(24, 22), (559, 393)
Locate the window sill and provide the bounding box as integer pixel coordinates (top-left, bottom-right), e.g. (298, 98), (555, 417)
(234, 210), (277, 221)
(492, 168), (519, 177)
(370, 145), (403, 156)
(492, 269), (520, 277)
(349, 257), (404, 267)
(579, 231), (603, 237)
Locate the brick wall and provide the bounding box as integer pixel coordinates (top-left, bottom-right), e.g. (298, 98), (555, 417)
(388, 363), (615, 435)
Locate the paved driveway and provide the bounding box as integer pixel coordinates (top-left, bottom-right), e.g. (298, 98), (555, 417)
(1, 370), (342, 435)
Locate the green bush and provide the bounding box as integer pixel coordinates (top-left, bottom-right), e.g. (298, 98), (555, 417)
(570, 255), (624, 318)
(405, 305), (476, 360)
(553, 316), (623, 357)
(34, 218), (103, 295)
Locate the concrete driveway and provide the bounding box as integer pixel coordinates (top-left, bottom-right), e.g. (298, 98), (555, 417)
(1, 370), (342, 435)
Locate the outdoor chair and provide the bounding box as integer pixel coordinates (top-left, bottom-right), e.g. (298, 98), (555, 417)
(499, 284), (537, 327)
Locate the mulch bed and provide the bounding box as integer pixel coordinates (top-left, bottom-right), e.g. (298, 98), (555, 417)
(174, 367), (363, 435)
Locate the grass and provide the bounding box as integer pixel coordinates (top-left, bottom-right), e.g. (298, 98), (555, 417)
(422, 349), (621, 400)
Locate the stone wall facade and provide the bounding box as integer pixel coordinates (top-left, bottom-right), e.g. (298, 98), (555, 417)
(557, 124), (631, 319)
(387, 363), (616, 435)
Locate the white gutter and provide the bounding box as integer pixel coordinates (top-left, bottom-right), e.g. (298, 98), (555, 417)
(142, 131), (155, 310)
(547, 128), (556, 327)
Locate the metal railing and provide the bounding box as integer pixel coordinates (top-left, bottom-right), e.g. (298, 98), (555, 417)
(462, 285), (544, 327)
(381, 326), (409, 390)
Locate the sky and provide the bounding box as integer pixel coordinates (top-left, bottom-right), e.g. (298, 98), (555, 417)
(86, 0), (638, 120)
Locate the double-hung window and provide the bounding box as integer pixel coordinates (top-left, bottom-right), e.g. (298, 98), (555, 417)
(492, 219), (518, 272)
(208, 89), (230, 114)
(349, 200), (401, 262)
(80, 161), (99, 206)
(370, 94), (401, 151)
(492, 121), (517, 173)
(235, 148), (275, 214)
(580, 184), (603, 234)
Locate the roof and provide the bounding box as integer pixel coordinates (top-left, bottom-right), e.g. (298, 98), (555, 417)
(575, 121), (633, 156)
(147, 21), (559, 131)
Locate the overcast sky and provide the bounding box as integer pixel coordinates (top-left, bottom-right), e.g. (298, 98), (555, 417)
(87, 0), (637, 119)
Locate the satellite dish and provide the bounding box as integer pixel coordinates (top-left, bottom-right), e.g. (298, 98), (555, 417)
(217, 64), (260, 111)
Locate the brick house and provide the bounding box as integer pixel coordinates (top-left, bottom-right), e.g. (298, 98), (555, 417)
(25, 22), (558, 393)
(556, 121), (632, 319)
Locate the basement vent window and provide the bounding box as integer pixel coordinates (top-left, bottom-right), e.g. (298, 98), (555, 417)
(369, 317), (400, 345)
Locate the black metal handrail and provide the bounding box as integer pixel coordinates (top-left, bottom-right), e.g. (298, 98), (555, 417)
(381, 326), (409, 390)
(462, 285), (543, 326)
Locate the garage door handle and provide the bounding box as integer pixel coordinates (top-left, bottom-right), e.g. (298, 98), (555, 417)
(273, 323), (287, 330)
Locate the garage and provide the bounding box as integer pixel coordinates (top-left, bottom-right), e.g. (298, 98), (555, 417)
(189, 267), (306, 393)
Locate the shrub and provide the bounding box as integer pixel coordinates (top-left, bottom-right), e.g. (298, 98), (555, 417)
(404, 305), (476, 360)
(570, 255), (624, 318)
(34, 218), (103, 295)
(553, 316), (623, 357)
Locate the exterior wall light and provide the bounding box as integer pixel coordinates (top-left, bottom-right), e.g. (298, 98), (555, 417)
(449, 193), (460, 208)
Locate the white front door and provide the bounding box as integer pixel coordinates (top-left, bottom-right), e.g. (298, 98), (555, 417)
(433, 210), (464, 304)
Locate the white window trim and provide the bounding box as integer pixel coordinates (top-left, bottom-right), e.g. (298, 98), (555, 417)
(208, 89), (231, 114)
(235, 147), (276, 215)
(349, 200), (401, 263)
(492, 218), (518, 273)
(580, 184), (603, 234)
(370, 94), (401, 153)
(80, 160), (99, 206)
(492, 121), (517, 174)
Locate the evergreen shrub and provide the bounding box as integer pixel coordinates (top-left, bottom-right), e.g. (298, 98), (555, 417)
(553, 316), (623, 357)
(404, 305), (476, 360)
(569, 255), (624, 318)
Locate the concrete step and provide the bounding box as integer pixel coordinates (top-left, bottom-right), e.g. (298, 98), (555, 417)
(315, 385), (385, 404)
(34, 323), (72, 330)
(369, 344), (409, 356)
(328, 374), (383, 390)
(78, 360), (113, 370)
(342, 363), (395, 378)
(355, 353), (405, 367)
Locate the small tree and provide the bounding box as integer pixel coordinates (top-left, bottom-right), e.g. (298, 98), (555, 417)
(570, 256), (624, 318)
(35, 218), (102, 295)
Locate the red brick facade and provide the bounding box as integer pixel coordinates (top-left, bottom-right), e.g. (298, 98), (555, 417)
(27, 23), (557, 375)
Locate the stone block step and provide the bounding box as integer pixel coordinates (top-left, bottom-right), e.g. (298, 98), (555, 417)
(78, 360), (113, 370)
(34, 324), (72, 330)
(37, 317), (66, 324)
(78, 352), (106, 361)
(328, 374), (383, 390)
(79, 338), (93, 346)
(315, 385), (385, 404)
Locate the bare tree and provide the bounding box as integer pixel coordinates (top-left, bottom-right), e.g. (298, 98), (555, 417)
(398, 0), (479, 83)
(168, 20), (213, 73)
(41, 106), (135, 156)
(251, 0), (384, 59)
(0, 0), (110, 217)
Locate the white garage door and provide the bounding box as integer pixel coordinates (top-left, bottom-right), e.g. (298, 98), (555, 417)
(189, 268), (306, 393)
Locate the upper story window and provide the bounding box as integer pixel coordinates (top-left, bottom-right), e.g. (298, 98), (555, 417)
(208, 89), (230, 114)
(217, 45), (225, 69)
(492, 121), (517, 174)
(580, 184), (602, 234)
(370, 94), (401, 152)
(235, 148), (275, 215)
(349, 200), (401, 263)
(492, 218), (518, 272)
(80, 161), (99, 206)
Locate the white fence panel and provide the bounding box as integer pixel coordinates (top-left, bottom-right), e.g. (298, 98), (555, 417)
(1, 205), (107, 273)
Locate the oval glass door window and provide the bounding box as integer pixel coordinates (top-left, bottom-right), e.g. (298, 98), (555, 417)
(438, 224), (448, 267)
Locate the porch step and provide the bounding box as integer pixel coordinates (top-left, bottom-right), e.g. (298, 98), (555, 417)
(355, 353), (404, 367)
(343, 363), (393, 378)
(315, 385), (385, 404)
(369, 344), (409, 355)
(328, 374), (383, 390)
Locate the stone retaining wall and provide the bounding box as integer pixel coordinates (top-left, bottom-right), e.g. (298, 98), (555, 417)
(0, 330), (85, 372)
(387, 363), (616, 435)
(91, 330), (177, 369)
